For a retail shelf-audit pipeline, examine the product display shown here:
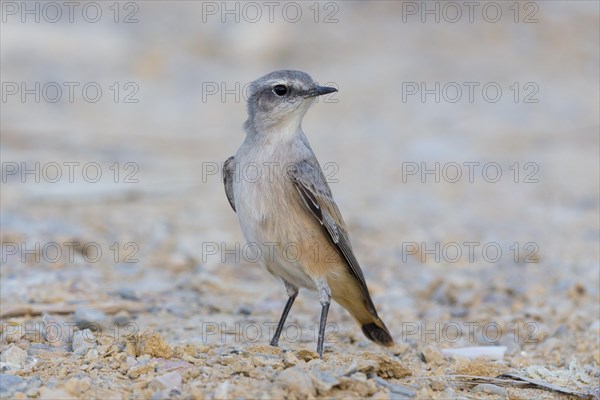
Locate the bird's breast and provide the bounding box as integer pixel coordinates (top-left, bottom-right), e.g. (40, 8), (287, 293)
(233, 153), (294, 241)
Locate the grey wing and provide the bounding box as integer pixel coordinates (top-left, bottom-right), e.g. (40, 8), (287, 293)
(287, 159), (377, 314)
(223, 156), (236, 212)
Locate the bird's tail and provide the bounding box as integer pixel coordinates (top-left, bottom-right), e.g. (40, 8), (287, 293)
(361, 319), (394, 346)
(330, 280), (394, 346)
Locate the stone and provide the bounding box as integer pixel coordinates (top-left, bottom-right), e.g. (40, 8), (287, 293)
(354, 359), (379, 375)
(85, 348), (99, 361)
(115, 287), (139, 301)
(127, 360), (158, 379)
(213, 381), (229, 400)
(155, 358), (194, 373)
(363, 353), (411, 379)
(251, 353), (284, 368)
(72, 330), (96, 353)
(148, 372), (182, 392)
(430, 379), (446, 391)
(0, 374), (25, 398)
(24, 375), (43, 396)
(351, 372), (368, 382)
(41, 314), (73, 348)
(112, 311), (131, 326)
(73, 307), (108, 330)
(65, 377), (91, 395)
(275, 366), (316, 398)
(369, 374), (417, 398)
(282, 351), (299, 367)
(28, 343), (69, 357)
(310, 368), (340, 392)
(338, 377), (377, 398)
(190, 383), (204, 400)
(442, 346), (507, 361)
(134, 330), (173, 359)
(421, 346), (444, 365)
(38, 386), (71, 400)
(295, 349), (319, 361)
(1, 345), (27, 366)
(244, 345), (281, 356)
(472, 383), (508, 397)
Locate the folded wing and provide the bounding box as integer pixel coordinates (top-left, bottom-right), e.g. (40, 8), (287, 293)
(223, 156), (236, 212)
(286, 159), (377, 316)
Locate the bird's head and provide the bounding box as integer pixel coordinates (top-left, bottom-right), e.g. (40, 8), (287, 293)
(244, 70), (337, 135)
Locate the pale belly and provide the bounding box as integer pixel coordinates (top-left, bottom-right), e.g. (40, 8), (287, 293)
(233, 173), (318, 290)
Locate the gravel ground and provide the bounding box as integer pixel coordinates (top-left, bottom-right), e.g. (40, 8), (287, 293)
(1, 2), (599, 399)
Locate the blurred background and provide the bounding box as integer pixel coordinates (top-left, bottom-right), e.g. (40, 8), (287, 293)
(1, 1), (599, 398)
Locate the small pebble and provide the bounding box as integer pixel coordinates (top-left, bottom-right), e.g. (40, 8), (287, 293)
(472, 383), (508, 397)
(1, 345), (27, 367)
(369, 374), (417, 398)
(237, 306), (252, 316)
(430, 379), (446, 391)
(127, 360), (158, 379)
(42, 314), (73, 348)
(421, 346), (443, 365)
(310, 368), (340, 392)
(113, 311), (131, 326)
(276, 366), (316, 397)
(213, 381), (229, 400)
(149, 371), (183, 392)
(74, 307), (108, 330)
(85, 348), (99, 361)
(116, 287), (139, 300)
(72, 329), (96, 354)
(65, 377), (91, 395)
(351, 372), (368, 382)
(295, 349), (319, 361)
(134, 330), (173, 358)
(38, 385), (71, 399)
(0, 374), (25, 397)
(282, 351), (299, 367)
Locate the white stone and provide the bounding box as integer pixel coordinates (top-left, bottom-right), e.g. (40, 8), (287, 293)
(1, 345), (27, 366)
(72, 330), (96, 353)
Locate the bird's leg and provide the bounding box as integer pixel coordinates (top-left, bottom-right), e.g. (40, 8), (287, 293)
(316, 278), (332, 358)
(270, 281), (298, 347)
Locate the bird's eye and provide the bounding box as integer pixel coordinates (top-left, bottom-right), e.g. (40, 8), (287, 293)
(273, 85), (288, 96)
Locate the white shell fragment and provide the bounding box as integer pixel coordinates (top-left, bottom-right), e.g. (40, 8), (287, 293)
(441, 346), (507, 361)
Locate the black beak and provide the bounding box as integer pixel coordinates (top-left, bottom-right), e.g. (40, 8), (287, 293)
(303, 85), (338, 98)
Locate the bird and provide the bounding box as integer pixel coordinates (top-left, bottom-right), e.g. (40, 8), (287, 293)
(223, 70), (393, 357)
